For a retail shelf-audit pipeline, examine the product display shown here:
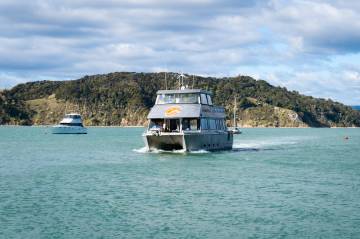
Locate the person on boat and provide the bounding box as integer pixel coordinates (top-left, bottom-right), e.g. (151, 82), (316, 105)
(150, 120), (164, 132)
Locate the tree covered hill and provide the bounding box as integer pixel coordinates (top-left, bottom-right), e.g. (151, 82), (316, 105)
(1, 72), (359, 127)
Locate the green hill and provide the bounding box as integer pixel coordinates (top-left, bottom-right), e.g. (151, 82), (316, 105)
(1, 72), (359, 127)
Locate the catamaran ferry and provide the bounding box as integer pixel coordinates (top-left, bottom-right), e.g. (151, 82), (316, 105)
(143, 88), (233, 151)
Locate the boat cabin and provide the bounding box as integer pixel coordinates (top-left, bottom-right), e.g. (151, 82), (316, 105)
(147, 89), (227, 133)
(59, 113), (84, 127)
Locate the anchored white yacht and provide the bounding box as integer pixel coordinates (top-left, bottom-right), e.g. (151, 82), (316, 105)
(52, 113), (87, 134)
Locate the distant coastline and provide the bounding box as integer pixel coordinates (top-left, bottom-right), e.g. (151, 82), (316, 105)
(1, 72), (360, 128)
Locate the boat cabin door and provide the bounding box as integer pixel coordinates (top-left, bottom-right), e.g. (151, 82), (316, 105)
(165, 119), (180, 132)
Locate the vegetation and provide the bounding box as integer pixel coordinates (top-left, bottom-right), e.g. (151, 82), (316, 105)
(1, 72), (360, 127)
(0, 90), (33, 125)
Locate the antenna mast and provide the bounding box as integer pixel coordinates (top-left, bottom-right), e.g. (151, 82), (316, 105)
(177, 73), (188, 89)
(233, 96), (237, 128)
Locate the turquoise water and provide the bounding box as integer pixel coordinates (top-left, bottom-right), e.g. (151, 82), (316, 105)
(0, 127), (360, 238)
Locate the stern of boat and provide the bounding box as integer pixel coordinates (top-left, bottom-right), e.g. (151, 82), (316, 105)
(144, 132), (185, 151)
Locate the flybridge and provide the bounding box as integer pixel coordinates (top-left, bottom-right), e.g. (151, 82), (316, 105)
(148, 88), (224, 119)
(155, 89), (213, 105)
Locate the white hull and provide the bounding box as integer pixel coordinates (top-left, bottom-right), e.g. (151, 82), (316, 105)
(52, 125), (87, 134)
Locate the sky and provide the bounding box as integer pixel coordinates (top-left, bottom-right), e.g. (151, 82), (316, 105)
(0, 0), (360, 105)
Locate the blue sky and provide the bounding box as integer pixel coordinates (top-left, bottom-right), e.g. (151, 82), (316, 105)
(0, 0), (360, 105)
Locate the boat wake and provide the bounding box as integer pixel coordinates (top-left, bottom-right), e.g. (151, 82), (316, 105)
(232, 136), (303, 151)
(134, 136), (309, 154)
(133, 147), (209, 154)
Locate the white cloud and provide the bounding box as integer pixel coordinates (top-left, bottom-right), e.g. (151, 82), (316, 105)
(0, 0), (359, 105)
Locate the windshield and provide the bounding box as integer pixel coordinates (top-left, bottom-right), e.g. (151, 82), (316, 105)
(156, 93), (199, 104)
(65, 115), (81, 119)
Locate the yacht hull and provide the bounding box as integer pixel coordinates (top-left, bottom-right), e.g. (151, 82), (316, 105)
(52, 125), (87, 134)
(144, 132), (233, 152)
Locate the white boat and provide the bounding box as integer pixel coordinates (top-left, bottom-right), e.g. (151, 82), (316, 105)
(143, 86), (233, 151)
(52, 113), (87, 134)
(230, 127), (242, 134)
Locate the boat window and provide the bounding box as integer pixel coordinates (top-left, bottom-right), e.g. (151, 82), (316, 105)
(156, 93), (199, 104)
(207, 95), (213, 105)
(191, 119), (200, 130)
(209, 119), (216, 130)
(178, 93), (198, 103)
(215, 119), (219, 130)
(201, 118), (209, 130)
(60, 122), (83, 126)
(156, 95), (164, 104)
(149, 119), (164, 131)
(65, 115), (81, 119)
(182, 118), (200, 131)
(166, 94), (176, 104)
(200, 94), (208, 104)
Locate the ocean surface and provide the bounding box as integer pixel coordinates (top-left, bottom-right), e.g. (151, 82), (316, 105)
(0, 127), (359, 238)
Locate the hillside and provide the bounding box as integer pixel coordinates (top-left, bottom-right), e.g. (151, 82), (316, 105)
(1, 72), (360, 127)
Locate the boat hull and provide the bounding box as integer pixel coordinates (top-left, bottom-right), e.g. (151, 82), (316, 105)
(144, 132), (233, 152)
(52, 125), (87, 134)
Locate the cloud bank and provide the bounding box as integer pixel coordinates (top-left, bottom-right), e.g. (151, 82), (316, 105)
(0, 0), (359, 104)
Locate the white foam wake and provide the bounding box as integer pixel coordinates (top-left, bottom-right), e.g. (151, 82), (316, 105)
(233, 137), (302, 150)
(133, 147), (208, 154)
(133, 147), (149, 153)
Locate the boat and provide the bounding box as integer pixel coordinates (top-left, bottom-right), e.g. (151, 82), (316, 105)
(143, 82), (233, 151)
(230, 96), (242, 134)
(230, 127), (242, 134)
(52, 113), (87, 134)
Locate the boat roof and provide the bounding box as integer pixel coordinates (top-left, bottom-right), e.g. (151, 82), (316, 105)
(147, 104), (225, 119)
(157, 89), (212, 95)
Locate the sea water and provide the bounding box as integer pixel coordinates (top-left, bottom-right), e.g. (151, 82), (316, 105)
(0, 127), (359, 238)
